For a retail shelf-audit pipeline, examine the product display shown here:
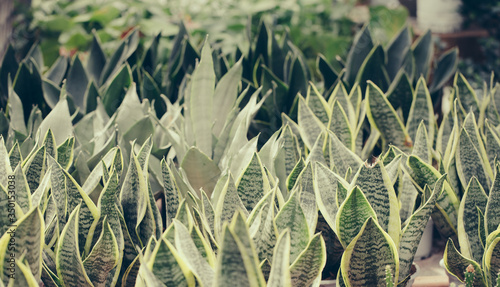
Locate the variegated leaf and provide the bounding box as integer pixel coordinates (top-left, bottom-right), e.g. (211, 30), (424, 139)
(399, 175), (444, 279)
(56, 137), (74, 171)
(214, 225), (260, 287)
(215, 175), (248, 236)
(328, 100), (353, 150)
(307, 84), (330, 125)
(351, 159), (400, 245)
(341, 217), (399, 286)
(120, 152), (148, 247)
(229, 212), (266, 286)
(161, 158), (180, 226)
(0, 208), (43, 283)
(275, 191), (310, 263)
(313, 162), (346, 230)
(411, 121), (432, 163)
(484, 237), (500, 286)
(83, 219), (119, 287)
(327, 130), (363, 180)
(298, 95), (325, 149)
(458, 177), (488, 263)
(366, 81), (412, 152)
(149, 239), (195, 287)
(249, 190), (278, 263)
(406, 77), (435, 142)
(287, 158), (305, 192)
(8, 143), (21, 169)
(213, 58), (242, 137)
(454, 73), (480, 118)
(295, 163), (318, 235)
(8, 258), (39, 287)
(336, 186), (378, 248)
(12, 164), (31, 213)
(267, 231), (292, 287)
(173, 220), (214, 286)
(486, 165), (500, 235)
(456, 127), (491, 194)
(0, 138), (12, 189)
(444, 239), (486, 286)
(290, 233), (326, 287)
(22, 145), (45, 193)
(237, 153), (270, 212)
(56, 205), (93, 287)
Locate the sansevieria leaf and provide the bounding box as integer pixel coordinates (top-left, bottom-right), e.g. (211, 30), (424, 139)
(290, 233), (327, 287)
(275, 191), (310, 263)
(366, 81), (412, 152)
(56, 205), (93, 287)
(82, 218), (119, 287)
(0, 207), (43, 283)
(313, 162), (346, 230)
(148, 238), (195, 287)
(351, 159), (400, 245)
(336, 186), (378, 248)
(191, 42), (215, 158)
(341, 217), (399, 286)
(298, 95), (325, 150)
(484, 236), (500, 286)
(485, 165), (500, 235)
(267, 230), (292, 287)
(444, 239), (486, 286)
(237, 152), (270, 212)
(398, 175), (444, 279)
(174, 220), (214, 286)
(406, 77), (434, 142)
(458, 177), (488, 264)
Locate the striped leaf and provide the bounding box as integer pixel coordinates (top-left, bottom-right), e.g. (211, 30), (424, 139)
(149, 238), (195, 287)
(298, 95), (325, 149)
(22, 145), (45, 193)
(305, 132), (327, 166)
(275, 191), (310, 263)
(0, 138), (12, 189)
(229, 212), (266, 286)
(49, 156), (99, 255)
(307, 84), (330, 125)
(340, 217), (399, 286)
(190, 42), (215, 158)
(484, 236), (500, 286)
(287, 158), (305, 192)
(486, 165), (500, 235)
(8, 143), (21, 169)
(407, 155), (459, 238)
(351, 159), (400, 245)
(366, 81), (412, 152)
(290, 233), (326, 287)
(456, 128), (490, 196)
(120, 152), (148, 247)
(295, 163), (318, 235)
(398, 175), (444, 279)
(335, 186), (378, 248)
(161, 158), (180, 226)
(56, 205), (93, 287)
(406, 77), (435, 142)
(83, 219), (119, 287)
(280, 125), (301, 178)
(215, 175), (248, 236)
(237, 153), (270, 212)
(173, 220), (214, 286)
(455, 73), (480, 118)
(327, 130), (363, 180)
(267, 231), (292, 287)
(181, 147), (221, 197)
(458, 177), (488, 263)
(313, 162), (346, 230)
(444, 239), (486, 286)
(0, 207), (43, 283)
(485, 121), (500, 169)
(214, 225), (260, 287)
(411, 122), (431, 163)
(12, 164), (31, 213)
(328, 100), (353, 150)
(249, 190), (278, 263)
(56, 137), (74, 171)
(38, 99), (73, 146)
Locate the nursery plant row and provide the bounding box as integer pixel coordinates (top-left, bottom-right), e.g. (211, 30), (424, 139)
(0, 21), (499, 287)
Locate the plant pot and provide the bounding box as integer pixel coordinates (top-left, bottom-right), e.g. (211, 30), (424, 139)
(439, 258), (464, 285)
(414, 218), (433, 261)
